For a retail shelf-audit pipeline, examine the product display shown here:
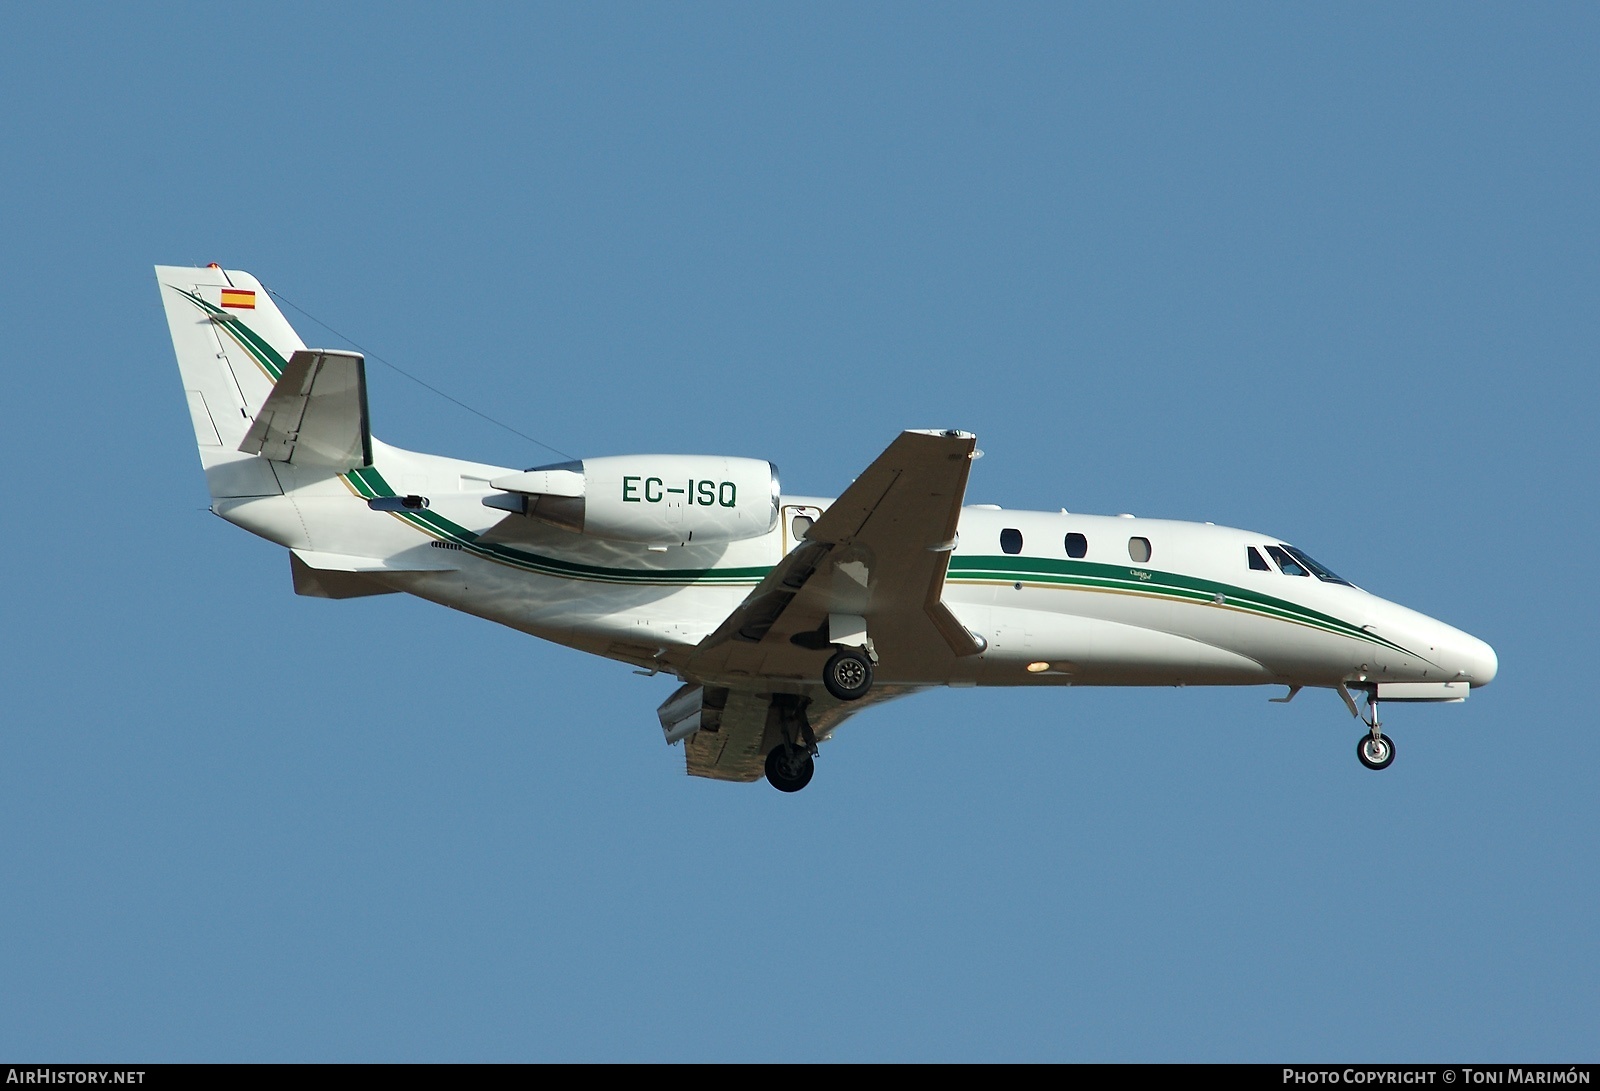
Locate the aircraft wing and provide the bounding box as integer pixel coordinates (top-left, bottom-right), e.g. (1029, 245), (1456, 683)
(239, 349), (372, 471)
(685, 429), (984, 686)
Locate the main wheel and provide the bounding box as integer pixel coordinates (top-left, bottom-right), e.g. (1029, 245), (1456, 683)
(764, 745), (815, 792)
(1357, 732), (1396, 770)
(823, 648), (873, 701)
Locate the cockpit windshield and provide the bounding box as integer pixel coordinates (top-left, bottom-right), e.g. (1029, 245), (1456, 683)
(1279, 544), (1352, 586)
(1265, 545), (1308, 576)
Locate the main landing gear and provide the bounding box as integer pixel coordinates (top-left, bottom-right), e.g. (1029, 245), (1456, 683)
(764, 694), (819, 793)
(1356, 689), (1396, 771)
(764, 744), (814, 793)
(764, 646), (874, 792)
(823, 647), (873, 701)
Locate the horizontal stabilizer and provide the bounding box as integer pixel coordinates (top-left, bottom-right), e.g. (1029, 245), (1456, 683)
(240, 350), (372, 471)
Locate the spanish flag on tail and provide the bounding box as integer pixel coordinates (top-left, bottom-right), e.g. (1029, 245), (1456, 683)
(220, 288), (256, 309)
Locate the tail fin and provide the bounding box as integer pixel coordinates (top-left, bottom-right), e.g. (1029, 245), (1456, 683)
(156, 264), (308, 498)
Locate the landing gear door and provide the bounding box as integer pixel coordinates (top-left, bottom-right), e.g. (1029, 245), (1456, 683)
(782, 505), (822, 556)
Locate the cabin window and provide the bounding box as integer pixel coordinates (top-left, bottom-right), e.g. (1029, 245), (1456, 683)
(1000, 528), (1023, 554)
(1064, 532), (1088, 559)
(1248, 546), (1271, 571)
(1128, 537), (1151, 563)
(791, 515), (813, 539)
(1266, 545), (1308, 576)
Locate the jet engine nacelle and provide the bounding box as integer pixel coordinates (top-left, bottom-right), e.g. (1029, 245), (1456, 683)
(490, 454), (780, 546)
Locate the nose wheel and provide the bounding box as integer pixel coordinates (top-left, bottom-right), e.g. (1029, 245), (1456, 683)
(1357, 732), (1396, 770)
(1355, 689), (1396, 771)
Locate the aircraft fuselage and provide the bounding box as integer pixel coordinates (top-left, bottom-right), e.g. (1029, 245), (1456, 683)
(217, 441), (1496, 697)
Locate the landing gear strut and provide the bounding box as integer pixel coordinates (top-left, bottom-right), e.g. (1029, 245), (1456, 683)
(1356, 690), (1396, 771)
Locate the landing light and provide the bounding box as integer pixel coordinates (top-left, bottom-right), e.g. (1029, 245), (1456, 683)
(1026, 662), (1051, 673)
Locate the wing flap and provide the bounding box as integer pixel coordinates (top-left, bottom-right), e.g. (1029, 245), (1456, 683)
(672, 683), (917, 781)
(682, 689), (774, 782)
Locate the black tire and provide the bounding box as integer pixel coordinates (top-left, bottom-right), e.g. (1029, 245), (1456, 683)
(823, 647), (874, 702)
(1357, 732), (1396, 770)
(764, 746), (815, 792)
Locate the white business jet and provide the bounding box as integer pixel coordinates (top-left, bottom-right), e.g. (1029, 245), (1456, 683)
(157, 265), (1497, 792)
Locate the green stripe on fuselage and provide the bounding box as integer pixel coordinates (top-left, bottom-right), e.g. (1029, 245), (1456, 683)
(346, 467), (769, 586)
(344, 463), (1422, 658)
(947, 554), (1416, 657)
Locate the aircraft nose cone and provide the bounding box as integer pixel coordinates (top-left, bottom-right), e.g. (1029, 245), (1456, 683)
(1447, 631), (1498, 687)
(1467, 635), (1498, 687)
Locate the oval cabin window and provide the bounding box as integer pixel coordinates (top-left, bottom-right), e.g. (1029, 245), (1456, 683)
(1128, 536), (1151, 562)
(1064, 532), (1088, 558)
(1000, 528), (1023, 555)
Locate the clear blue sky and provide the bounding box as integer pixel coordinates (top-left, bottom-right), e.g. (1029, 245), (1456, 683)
(2, 4), (1595, 1061)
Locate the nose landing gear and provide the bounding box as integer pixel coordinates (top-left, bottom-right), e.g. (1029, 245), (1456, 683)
(1355, 689), (1396, 771)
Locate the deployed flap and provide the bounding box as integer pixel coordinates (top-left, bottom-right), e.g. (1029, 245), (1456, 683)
(674, 685), (908, 782)
(240, 350), (372, 470)
(688, 429), (982, 680)
(682, 689), (774, 782)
